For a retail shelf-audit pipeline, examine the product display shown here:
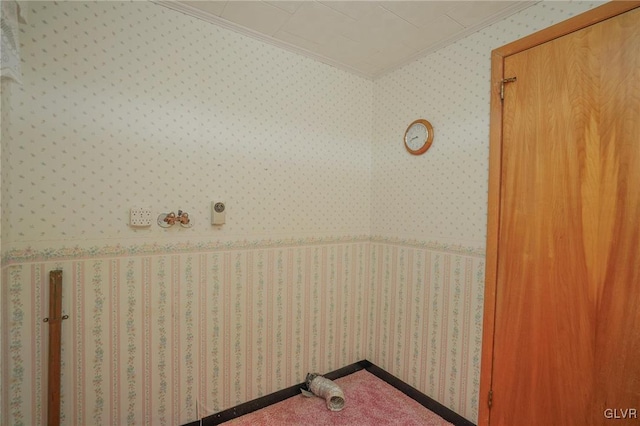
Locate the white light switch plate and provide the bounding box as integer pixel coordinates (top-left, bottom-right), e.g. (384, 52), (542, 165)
(130, 208), (152, 227)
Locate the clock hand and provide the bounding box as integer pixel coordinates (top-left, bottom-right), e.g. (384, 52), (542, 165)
(411, 136), (419, 141)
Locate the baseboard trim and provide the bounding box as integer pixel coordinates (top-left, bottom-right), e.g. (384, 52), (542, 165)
(186, 360), (475, 426)
(365, 363), (475, 426)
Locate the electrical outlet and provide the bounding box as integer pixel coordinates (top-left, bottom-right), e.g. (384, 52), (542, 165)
(130, 208), (152, 227)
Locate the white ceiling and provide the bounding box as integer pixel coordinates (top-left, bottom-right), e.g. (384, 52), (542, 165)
(157, 1), (536, 79)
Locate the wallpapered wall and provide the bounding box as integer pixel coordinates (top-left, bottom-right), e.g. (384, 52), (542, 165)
(368, 0), (601, 416)
(371, 1), (603, 246)
(1, 1), (372, 250)
(2, 2), (375, 425)
(1, 1), (602, 425)
(4, 243), (372, 425)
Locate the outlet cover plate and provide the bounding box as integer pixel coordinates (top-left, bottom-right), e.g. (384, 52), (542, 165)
(130, 208), (152, 227)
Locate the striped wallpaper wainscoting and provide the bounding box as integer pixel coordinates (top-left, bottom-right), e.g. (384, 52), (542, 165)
(1, 238), (483, 425)
(368, 241), (485, 422)
(1, 240), (371, 426)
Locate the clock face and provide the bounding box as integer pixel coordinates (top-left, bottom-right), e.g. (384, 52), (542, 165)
(404, 119), (433, 155)
(406, 123), (428, 151)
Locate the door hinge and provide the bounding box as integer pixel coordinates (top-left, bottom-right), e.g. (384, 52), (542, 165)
(488, 389), (493, 409)
(500, 77), (517, 101)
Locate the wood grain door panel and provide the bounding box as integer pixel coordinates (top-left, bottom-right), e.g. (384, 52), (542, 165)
(491, 8), (640, 426)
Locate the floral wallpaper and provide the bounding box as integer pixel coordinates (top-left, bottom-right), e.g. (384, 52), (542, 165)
(3, 237), (486, 426)
(1, 1), (372, 251)
(3, 242), (371, 425)
(1, 1), (603, 425)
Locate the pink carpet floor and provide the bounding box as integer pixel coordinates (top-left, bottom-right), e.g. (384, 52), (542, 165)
(223, 369), (454, 425)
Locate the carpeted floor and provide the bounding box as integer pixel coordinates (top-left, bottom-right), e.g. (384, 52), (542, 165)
(223, 369), (454, 425)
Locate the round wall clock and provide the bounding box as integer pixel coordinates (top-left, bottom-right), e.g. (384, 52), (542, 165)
(404, 119), (434, 155)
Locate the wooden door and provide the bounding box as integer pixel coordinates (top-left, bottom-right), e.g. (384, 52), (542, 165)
(482, 4), (640, 426)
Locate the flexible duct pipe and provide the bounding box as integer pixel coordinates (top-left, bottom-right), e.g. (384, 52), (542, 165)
(304, 373), (345, 411)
